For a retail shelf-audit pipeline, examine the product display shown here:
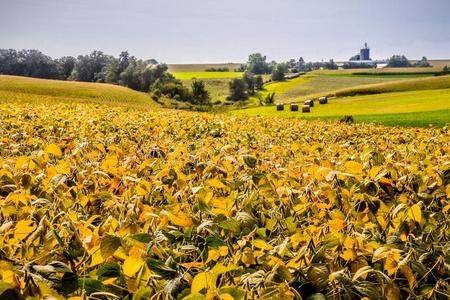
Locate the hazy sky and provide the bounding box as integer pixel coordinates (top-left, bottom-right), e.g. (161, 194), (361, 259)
(1, 0), (449, 63)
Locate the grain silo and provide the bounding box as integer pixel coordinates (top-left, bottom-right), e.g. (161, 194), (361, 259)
(360, 43), (370, 61)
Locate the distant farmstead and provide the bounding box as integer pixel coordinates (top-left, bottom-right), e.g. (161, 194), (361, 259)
(339, 43), (386, 68)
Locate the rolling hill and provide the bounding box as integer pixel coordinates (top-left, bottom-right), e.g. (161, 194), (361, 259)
(232, 75), (450, 127)
(0, 75), (159, 108)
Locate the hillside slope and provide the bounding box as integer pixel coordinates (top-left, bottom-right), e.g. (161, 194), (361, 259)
(330, 75), (450, 98)
(0, 75), (159, 108)
(233, 88), (450, 127)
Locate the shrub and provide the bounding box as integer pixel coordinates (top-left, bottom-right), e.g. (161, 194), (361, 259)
(191, 79), (210, 105)
(271, 64), (286, 82)
(227, 78), (248, 101)
(205, 67), (229, 72)
(386, 55), (412, 68)
(414, 57), (432, 68)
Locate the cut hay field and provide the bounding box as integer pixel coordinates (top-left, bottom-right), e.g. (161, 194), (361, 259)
(172, 72), (243, 80)
(0, 75), (159, 108)
(168, 63), (243, 72)
(233, 88), (450, 127)
(258, 74), (414, 104)
(331, 75), (450, 98)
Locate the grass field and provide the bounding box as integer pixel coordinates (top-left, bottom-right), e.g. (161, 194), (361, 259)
(0, 75), (159, 108)
(180, 78), (232, 102)
(259, 74), (416, 104)
(233, 88), (450, 127)
(168, 63), (243, 72)
(331, 75), (450, 97)
(172, 72), (243, 80)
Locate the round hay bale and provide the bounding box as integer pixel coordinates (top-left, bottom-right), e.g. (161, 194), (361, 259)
(276, 104), (284, 111)
(304, 99), (314, 107)
(302, 105), (311, 113)
(290, 103), (299, 111)
(319, 96), (328, 104)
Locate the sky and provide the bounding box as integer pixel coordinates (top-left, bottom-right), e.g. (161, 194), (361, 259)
(1, 0), (449, 63)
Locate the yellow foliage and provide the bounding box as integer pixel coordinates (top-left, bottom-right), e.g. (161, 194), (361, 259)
(345, 161), (363, 174)
(45, 143), (62, 157)
(191, 272), (216, 293)
(123, 256), (144, 277)
(408, 204), (422, 224)
(1, 101), (448, 298)
(14, 220), (36, 241)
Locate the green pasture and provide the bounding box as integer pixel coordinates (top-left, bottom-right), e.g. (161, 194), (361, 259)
(232, 88), (450, 127)
(168, 63), (243, 72)
(172, 72), (243, 80)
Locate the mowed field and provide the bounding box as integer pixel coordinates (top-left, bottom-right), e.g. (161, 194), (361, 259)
(168, 63), (243, 72)
(258, 74), (416, 104)
(172, 72), (243, 80)
(233, 75), (450, 127)
(233, 89), (450, 127)
(0, 75), (159, 108)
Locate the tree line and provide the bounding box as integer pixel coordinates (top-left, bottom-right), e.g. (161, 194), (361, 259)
(0, 49), (211, 105)
(226, 54), (339, 101)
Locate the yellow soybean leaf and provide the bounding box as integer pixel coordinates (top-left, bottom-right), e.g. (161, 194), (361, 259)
(219, 246), (228, 256)
(241, 248), (256, 266)
(211, 263), (238, 275)
(89, 248), (105, 268)
(253, 239), (273, 250)
(191, 272), (216, 293)
(385, 283), (401, 300)
(208, 177), (227, 189)
(399, 265), (415, 289)
(384, 256), (398, 276)
(291, 143), (301, 152)
(219, 294), (234, 300)
(123, 256), (144, 277)
(45, 144), (62, 157)
(168, 211), (192, 228)
(329, 219), (346, 232)
(136, 180), (151, 196)
(369, 166), (383, 179)
(14, 220), (36, 241)
(206, 249), (221, 263)
(1, 270), (16, 285)
(340, 249), (357, 262)
(408, 204), (422, 224)
(345, 161), (363, 174)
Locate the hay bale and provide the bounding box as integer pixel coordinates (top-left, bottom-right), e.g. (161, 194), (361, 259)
(304, 99), (314, 107)
(276, 104), (284, 111)
(290, 103), (299, 111)
(319, 96), (328, 104)
(302, 105), (310, 113)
